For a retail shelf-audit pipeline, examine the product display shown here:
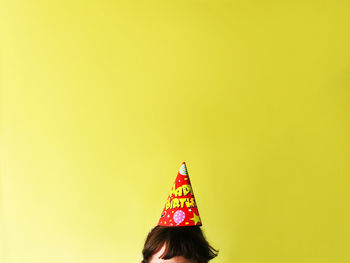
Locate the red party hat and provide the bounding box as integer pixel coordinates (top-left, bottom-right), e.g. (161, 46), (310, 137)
(158, 162), (202, 227)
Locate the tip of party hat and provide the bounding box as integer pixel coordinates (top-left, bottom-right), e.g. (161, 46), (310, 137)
(179, 162), (188, 175)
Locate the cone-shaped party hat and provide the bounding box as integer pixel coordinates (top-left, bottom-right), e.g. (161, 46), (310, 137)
(158, 162), (202, 227)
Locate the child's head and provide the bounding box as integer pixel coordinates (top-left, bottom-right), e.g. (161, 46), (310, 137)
(142, 226), (218, 263)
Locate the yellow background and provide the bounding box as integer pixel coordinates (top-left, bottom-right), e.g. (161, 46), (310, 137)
(2, 1), (350, 262)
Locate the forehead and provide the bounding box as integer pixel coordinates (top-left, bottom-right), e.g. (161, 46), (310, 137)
(149, 244), (197, 263)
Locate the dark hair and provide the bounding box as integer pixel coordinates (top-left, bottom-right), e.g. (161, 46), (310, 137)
(142, 226), (218, 263)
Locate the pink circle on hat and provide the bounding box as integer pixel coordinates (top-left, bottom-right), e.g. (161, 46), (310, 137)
(173, 210), (186, 225)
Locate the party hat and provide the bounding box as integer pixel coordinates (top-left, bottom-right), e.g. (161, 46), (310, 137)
(158, 162), (202, 227)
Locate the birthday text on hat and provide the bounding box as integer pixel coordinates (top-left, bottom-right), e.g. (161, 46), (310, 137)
(165, 184), (195, 210)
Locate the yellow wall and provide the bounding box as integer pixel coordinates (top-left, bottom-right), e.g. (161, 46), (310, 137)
(2, 1), (350, 263)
